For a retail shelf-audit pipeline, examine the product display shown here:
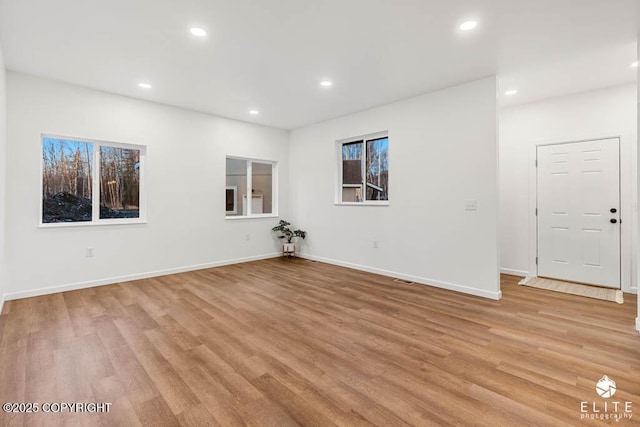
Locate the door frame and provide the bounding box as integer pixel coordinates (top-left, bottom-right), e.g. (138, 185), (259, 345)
(527, 132), (637, 294)
(535, 138), (622, 288)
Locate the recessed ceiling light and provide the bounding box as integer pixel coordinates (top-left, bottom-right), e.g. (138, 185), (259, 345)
(138, 82), (152, 89)
(320, 80), (333, 87)
(504, 89), (518, 96)
(632, 61), (639, 68)
(249, 109), (259, 115)
(459, 21), (478, 31)
(190, 27), (207, 37)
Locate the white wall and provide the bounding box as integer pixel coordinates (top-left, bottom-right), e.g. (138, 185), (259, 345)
(637, 39), (640, 332)
(289, 77), (500, 299)
(0, 42), (6, 313)
(5, 72), (289, 299)
(499, 84), (638, 294)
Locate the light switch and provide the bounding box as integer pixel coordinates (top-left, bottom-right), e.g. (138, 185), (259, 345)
(465, 199), (478, 211)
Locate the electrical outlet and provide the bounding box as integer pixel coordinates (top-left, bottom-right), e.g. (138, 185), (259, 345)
(373, 240), (379, 248)
(465, 199), (478, 211)
(86, 247), (94, 257)
(245, 233), (250, 241)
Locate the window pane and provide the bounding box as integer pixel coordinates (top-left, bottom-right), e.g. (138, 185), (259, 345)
(42, 138), (93, 223)
(342, 141), (363, 186)
(366, 137), (389, 201)
(342, 186), (363, 202)
(251, 162), (273, 214)
(226, 158), (247, 216)
(99, 146), (140, 219)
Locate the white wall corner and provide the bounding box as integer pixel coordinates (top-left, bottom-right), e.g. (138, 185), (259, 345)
(500, 267), (529, 277)
(636, 317), (640, 333)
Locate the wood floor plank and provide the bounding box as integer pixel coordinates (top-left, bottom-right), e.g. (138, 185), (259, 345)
(176, 403), (221, 427)
(0, 258), (638, 426)
(114, 317), (201, 415)
(250, 373), (339, 427)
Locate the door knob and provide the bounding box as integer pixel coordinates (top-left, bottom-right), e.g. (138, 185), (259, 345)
(610, 208), (617, 213)
(610, 219), (618, 224)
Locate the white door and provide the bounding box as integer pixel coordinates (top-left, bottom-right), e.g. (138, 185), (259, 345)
(537, 139), (620, 288)
(242, 195), (264, 215)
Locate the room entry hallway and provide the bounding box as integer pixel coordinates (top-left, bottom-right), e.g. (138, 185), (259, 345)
(0, 259), (638, 426)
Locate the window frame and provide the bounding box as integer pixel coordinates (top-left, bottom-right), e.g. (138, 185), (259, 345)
(335, 131), (389, 206)
(225, 156), (278, 220)
(39, 134), (147, 228)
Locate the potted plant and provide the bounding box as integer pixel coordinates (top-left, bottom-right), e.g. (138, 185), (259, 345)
(271, 220), (306, 257)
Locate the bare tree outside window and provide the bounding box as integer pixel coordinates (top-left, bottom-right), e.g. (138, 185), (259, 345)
(41, 136), (145, 225)
(366, 137), (389, 201)
(100, 146), (140, 219)
(42, 138), (93, 223)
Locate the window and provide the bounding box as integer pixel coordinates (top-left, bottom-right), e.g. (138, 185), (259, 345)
(41, 135), (146, 225)
(338, 132), (389, 204)
(99, 146), (141, 219)
(225, 157), (277, 218)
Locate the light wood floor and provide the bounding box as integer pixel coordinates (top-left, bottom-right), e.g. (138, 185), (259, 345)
(0, 259), (638, 426)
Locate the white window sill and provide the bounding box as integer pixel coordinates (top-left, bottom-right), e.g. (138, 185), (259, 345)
(39, 219), (148, 228)
(225, 214), (279, 220)
(334, 202), (390, 206)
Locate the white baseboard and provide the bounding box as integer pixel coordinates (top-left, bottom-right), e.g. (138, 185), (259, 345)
(0, 293), (4, 315)
(300, 254), (502, 300)
(4, 252), (281, 301)
(500, 268), (529, 277)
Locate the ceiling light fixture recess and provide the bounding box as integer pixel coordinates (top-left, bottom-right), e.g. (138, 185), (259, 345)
(504, 89), (518, 96)
(249, 109), (259, 115)
(190, 27), (207, 37)
(459, 21), (478, 31)
(320, 80), (333, 87)
(138, 82), (152, 89)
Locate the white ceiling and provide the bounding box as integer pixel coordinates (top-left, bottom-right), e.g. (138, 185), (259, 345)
(0, 0), (638, 130)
